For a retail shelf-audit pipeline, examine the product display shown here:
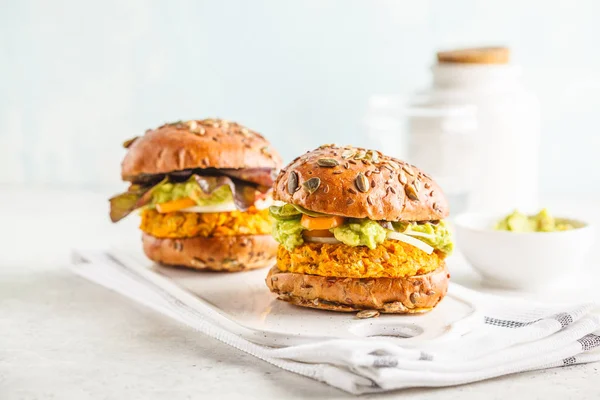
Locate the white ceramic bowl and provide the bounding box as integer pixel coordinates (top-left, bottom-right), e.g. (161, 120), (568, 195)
(454, 213), (595, 289)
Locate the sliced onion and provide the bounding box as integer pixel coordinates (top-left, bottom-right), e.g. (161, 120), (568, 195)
(304, 236), (342, 244)
(386, 231), (434, 254)
(254, 196), (274, 210)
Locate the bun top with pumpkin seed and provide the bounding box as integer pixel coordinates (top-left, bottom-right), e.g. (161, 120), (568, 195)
(273, 144), (449, 221)
(121, 119), (282, 182)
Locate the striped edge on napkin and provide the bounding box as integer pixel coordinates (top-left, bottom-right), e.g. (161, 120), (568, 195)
(71, 249), (600, 395)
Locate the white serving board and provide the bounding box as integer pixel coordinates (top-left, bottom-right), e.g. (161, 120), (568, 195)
(120, 248), (482, 347)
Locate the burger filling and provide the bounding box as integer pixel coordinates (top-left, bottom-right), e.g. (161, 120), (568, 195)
(276, 240), (443, 278)
(148, 179), (272, 213)
(151, 181), (235, 210)
(139, 207), (272, 238)
(270, 203), (453, 278)
(270, 203), (453, 255)
(109, 170), (276, 237)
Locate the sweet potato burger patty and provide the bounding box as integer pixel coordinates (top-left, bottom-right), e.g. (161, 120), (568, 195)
(140, 207), (272, 238)
(276, 240), (445, 279)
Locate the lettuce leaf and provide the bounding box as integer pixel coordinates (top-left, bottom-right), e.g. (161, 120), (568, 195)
(109, 175), (260, 223)
(108, 181), (161, 222)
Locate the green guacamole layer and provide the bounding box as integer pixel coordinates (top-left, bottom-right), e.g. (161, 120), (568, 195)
(149, 179), (233, 207)
(269, 203), (453, 254)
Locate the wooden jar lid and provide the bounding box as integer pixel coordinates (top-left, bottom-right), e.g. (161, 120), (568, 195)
(436, 47), (510, 64)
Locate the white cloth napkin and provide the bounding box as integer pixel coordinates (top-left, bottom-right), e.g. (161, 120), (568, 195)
(71, 249), (600, 395)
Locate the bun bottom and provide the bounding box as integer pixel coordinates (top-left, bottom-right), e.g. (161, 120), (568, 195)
(266, 264), (449, 313)
(142, 233), (277, 272)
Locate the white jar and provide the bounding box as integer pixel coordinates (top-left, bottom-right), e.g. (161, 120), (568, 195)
(405, 104), (478, 215)
(408, 63), (541, 214)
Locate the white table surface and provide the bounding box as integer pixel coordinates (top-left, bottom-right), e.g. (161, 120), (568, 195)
(2, 186), (600, 400)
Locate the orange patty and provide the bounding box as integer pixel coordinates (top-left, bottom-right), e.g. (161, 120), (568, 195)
(276, 240), (444, 278)
(140, 207), (272, 239)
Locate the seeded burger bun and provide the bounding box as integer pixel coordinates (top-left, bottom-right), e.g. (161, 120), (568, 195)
(273, 146), (448, 221)
(122, 120), (281, 181)
(112, 119), (282, 272)
(142, 233), (279, 272)
(268, 145), (451, 313)
(266, 264), (449, 312)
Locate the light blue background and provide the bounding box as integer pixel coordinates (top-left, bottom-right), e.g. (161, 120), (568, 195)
(2, 0), (599, 193)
